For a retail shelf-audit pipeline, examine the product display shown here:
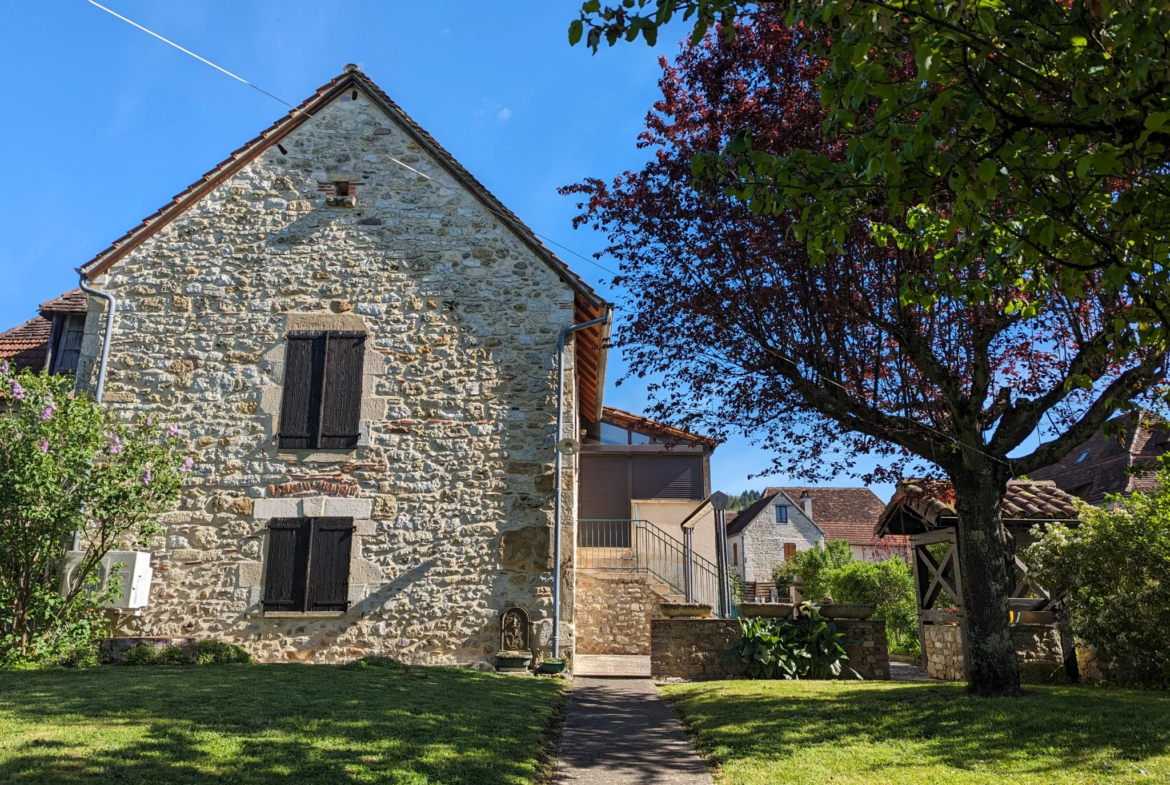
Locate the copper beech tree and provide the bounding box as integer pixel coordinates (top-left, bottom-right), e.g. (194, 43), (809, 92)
(562, 16), (1170, 696)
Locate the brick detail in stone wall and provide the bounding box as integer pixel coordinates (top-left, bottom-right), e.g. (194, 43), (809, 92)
(924, 623), (1070, 684)
(575, 570), (681, 655)
(650, 618), (891, 681)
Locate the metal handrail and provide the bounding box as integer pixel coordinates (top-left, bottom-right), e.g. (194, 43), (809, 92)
(578, 519), (722, 610)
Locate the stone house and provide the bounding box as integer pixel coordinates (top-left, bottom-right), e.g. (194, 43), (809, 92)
(46, 65), (626, 666)
(727, 486), (909, 596)
(726, 489), (825, 586)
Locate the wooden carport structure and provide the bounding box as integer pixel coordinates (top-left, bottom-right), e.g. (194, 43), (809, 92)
(876, 479), (1082, 683)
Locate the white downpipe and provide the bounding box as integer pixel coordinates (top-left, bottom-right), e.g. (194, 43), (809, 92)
(75, 268), (117, 404)
(551, 306), (612, 659)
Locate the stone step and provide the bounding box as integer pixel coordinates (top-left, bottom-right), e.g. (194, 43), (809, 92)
(573, 654), (651, 678)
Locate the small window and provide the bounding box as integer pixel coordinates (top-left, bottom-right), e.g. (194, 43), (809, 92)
(1075, 450), (1090, 463)
(629, 430), (652, 445)
(263, 518), (353, 612)
(278, 331), (366, 449)
(732, 543), (738, 566)
(601, 422), (628, 445)
(784, 542), (797, 562)
(776, 505), (789, 523)
(50, 314), (86, 374)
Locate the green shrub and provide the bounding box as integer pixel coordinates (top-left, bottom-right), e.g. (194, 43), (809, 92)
(122, 645), (158, 666)
(723, 603), (859, 680)
(1028, 463), (1170, 688)
(58, 644), (100, 669)
(827, 558), (920, 658)
(341, 655), (406, 671)
(156, 646), (194, 666)
(0, 368), (189, 667)
(193, 640), (251, 665)
(773, 540), (853, 602)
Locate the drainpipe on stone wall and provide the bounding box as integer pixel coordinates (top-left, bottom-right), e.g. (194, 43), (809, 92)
(551, 306), (612, 659)
(75, 268), (117, 405)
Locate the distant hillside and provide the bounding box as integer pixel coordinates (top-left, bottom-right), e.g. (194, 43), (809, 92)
(726, 489), (763, 511)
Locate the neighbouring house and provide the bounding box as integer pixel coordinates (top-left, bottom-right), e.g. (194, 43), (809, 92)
(727, 486), (910, 598)
(0, 289), (89, 373)
(1030, 411), (1169, 504)
(574, 406), (722, 656)
(2, 65), (726, 669)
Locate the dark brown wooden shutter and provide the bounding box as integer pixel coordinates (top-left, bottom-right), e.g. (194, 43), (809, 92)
(579, 455), (631, 520)
(278, 332), (326, 449)
(318, 333), (365, 449)
(263, 519), (311, 611)
(631, 456), (704, 500)
(784, 542), (797, 562)
(307, 518), (353, 611)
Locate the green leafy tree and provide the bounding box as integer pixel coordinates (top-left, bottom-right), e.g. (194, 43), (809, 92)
(773, 539), (854, 602)
(571, 0), (1170, 324)
(0, 368), (190, 665)
(1027, 463), (1170, 687)
(828, 558), (920, 658)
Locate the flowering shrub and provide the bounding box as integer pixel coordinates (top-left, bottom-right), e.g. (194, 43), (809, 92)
(0, 367), (190, 667)
(1027, 464), (1170, 688)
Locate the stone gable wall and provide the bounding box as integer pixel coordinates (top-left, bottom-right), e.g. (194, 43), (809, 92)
(740, 495), (824, 583)
(74, 88), (584, 665)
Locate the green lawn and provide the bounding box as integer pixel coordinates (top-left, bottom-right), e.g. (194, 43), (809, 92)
(0, 664), (563, 784)
(660, 680), (1170, 785)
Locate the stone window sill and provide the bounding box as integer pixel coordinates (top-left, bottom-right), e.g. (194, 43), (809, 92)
(262, 611), (345, 619)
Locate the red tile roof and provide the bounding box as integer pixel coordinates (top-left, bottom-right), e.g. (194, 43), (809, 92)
(0, 315), (51, 370)
(877, 479), (1080, 536)
(1029, 412), (1168, 503)
(769, 486), (906, 545)
(726, 485), (907, 547)
(39, 289), (88, 314)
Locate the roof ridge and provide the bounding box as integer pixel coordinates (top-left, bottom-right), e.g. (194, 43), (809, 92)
(79, 66), (605, 308)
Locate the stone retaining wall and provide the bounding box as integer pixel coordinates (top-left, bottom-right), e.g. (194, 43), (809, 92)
(924, 623), (1069, 683)
(651, 618), (890, 681)
(99, 636), (197, 664)
(575, 570), (675, 655)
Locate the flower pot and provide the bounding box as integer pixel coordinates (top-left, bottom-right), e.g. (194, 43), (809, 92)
(819, 603), (876, 620)
(660, 602), (713, 618)
(537, 659), (566, 675)
(494, 651), (533, 673)
(736, 602), (794, 618)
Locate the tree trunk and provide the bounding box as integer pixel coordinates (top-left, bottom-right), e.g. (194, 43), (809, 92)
(950, 465), (1021, 697)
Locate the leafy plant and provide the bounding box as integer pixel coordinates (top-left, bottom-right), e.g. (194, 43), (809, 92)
(772, 540), (853, 603)
(156, 646), (194, 666)
(828, 559), (920, 658)
(1028, 462), (1170, 688)
(122, 645), (158, 666)
(0, 367), (190, 667)
(724, 602), (860, 680)
(193, 640), (252, 665)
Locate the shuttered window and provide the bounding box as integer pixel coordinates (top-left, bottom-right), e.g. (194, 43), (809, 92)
(783, 542), (797, 562)
(631, 456), (704, 500)
(262, 517), (353, 612)
(278, 331), (365, 449)
(50, 314), (86, 375)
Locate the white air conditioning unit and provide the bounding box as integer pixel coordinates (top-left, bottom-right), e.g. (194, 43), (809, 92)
(60, 550), (153, 610)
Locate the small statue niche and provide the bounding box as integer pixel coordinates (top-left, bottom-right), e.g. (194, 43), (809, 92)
(495, 606), (534, 673)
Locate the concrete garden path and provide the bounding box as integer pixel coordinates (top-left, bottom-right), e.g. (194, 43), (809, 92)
(553, 678), (714, 785)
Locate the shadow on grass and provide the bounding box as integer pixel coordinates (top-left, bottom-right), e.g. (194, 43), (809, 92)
(663, 681), (1170, 779)
(0, 664), (562, 785)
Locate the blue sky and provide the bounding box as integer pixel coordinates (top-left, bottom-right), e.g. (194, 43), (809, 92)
(0, 0), (892, 499)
